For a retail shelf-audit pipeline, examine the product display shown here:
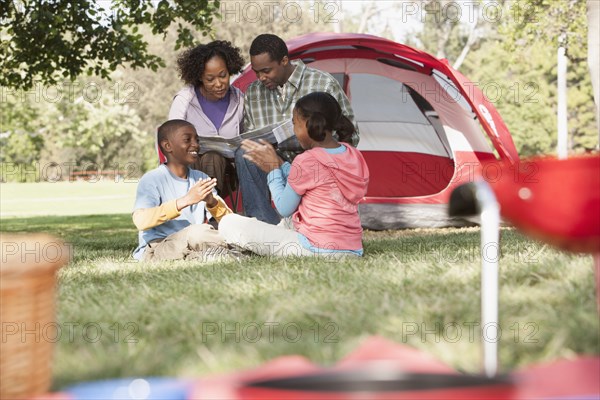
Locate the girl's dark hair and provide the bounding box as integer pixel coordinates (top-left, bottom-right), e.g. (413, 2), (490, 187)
(294, 92), (355, 144)
(176, 40), (245, 87)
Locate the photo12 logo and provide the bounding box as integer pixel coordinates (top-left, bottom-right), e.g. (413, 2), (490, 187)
(201, 321), (339, 344)
(400, 321), (539, 344)
(1, 322), (139, 344)
(1, 240), (74, 265)
(0, 161), (142, 183)
(218, 1), (340, 24)
(1, 81), (140, 104)
(396, 1), (538, 25)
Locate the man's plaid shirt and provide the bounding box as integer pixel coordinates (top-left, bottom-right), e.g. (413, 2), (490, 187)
(242, 60), (360, 153)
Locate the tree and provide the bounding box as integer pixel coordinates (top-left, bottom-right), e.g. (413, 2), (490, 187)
(0, 0), (220, 90)
(1, 1), (340, 181)
(462, 30), (596, 156)
(0, 94), (44, 172)
(406, 0), (504, 70)
(211, 0), (335, 56)
(494, 0), (597, 153)
(116, 24), (182, 138)
(499, 0), (587, 57)
(463, 42), (557, 156)
(338, 1), (402, 41)
(0, 75), (148, 182)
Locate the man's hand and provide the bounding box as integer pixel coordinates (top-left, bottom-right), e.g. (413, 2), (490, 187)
(176, 178), (218, 211)
(241, 139), (284, 173)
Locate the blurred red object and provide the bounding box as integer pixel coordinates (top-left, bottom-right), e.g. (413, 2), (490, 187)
(191, 336), (599, 400)
(485, 154), (600, 253)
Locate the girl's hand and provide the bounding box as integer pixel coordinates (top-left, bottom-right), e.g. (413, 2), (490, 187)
(241, 139), (284, 173)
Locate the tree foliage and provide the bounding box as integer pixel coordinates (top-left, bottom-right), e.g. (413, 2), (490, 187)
(463, 0), (596, 156)
(0, 0), (220, 90)
(408, 0), (513, 70)
(1, 0), (595, 180)
(496, 0), (595, 153)
(463, 42), (557, 155)
(399, 0), (596, 155)
(499, 0), (587, 58)
(211, 0), (335, 56)
(0, 77), (148, 182)
(1, 1), (338, 181)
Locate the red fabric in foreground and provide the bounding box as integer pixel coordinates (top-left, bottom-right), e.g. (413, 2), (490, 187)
(486, 154), (600, 253)
(35, 337), (599, 399)
(191, 336), (600, 399)
(514, 356), (600, 399)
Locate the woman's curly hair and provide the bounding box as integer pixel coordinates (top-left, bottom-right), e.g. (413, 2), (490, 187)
(176, 40), (245, 87)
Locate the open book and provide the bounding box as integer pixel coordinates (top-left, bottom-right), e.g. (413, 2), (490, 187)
(197, 119), (297, 158)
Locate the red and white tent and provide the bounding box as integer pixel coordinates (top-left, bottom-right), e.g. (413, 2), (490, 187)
(234, 33), (520, 229)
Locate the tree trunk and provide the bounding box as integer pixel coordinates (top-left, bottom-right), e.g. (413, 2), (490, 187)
(333, 0), (343, 33)
(453, 12), (479, 70)
(357, 0), (378, 34)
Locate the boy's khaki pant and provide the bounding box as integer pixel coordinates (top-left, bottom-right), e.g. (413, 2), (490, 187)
(142, 224), (227, 261)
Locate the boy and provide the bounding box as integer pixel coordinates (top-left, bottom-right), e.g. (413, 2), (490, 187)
(132, 119), (232, 261)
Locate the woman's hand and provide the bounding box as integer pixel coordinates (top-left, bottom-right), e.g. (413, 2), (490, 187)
(241, 139), (284, 173)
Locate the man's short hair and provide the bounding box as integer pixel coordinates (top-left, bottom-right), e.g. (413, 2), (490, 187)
(249, 34), (288, 62)
(157, 119), (195, 154)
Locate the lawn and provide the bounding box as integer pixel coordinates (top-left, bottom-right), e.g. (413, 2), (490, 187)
(0, 181), (138, 217)
(1, 204), (598, 390)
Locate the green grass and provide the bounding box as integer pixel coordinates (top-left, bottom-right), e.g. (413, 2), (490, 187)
(0, 181), (138, 217)
(1, 214), (598, 390)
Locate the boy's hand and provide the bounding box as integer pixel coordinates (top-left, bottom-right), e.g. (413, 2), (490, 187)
(177, 178), (218, 210)
(241, 139), (283, 173)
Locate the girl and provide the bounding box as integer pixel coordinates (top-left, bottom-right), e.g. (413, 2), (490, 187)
(219, 92), (369, 258)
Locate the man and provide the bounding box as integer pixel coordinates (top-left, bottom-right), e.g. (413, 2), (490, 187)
(236, 33), (359, 224)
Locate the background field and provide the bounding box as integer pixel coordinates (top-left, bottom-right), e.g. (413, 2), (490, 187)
(1, 181), (138, 217)
(1, 181), (598, 390)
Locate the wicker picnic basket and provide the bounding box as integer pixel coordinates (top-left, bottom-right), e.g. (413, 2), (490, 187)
(0, 234), (70, 398)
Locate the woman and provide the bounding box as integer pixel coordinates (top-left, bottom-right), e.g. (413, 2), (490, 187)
(169, 40), (245, 195)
